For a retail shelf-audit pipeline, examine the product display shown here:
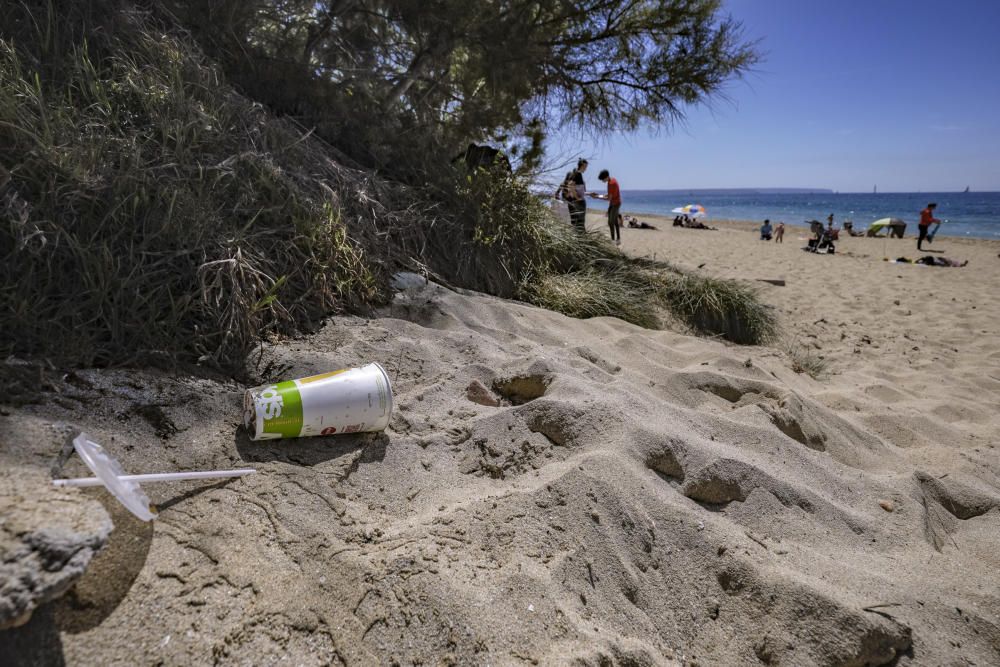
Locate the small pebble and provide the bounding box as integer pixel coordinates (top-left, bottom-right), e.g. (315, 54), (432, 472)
(878, 499), (894, 512)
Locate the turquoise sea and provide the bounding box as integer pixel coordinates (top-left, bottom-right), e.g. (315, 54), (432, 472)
(592, 191), (1000, 240)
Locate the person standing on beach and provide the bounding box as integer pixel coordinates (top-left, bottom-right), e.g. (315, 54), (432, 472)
(917, 202), (940, 250)
(564, 159), (588, 232)
(591, 169), (622, 245)
(775, 221), (785, 243)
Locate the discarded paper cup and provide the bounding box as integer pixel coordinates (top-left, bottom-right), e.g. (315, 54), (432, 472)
(244, 363), (393, 441)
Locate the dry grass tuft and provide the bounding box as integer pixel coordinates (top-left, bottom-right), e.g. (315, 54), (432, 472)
(788, 345), (828, 379)
(0, 6), (389, 370)
(655, 272), (778, 345)
(529, 268), (660, 329)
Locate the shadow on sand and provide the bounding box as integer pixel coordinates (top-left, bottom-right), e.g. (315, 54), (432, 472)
(0, 603), (66, 667)
(52, 489), (154, 635)
(0, 488), (156, 665)
(234, 425), (388, 471)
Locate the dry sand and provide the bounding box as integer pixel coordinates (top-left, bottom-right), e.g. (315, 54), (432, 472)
(2, 212), (999, 666)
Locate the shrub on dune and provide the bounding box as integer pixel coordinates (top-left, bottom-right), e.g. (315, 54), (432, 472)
(0, 1), (771, 371)
(528, 268), (660, 330)
(0, 11), (382, 370)
(655, 272), (778, 345)
(455, 176), (778, 345)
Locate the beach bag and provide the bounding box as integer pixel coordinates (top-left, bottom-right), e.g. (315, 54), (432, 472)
(558, 176), (577, 201)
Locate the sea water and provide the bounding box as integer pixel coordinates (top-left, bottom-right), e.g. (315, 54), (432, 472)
(588, 191), (1000, 240)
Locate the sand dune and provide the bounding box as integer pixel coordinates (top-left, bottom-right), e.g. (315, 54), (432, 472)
(2, 217), (999, 665)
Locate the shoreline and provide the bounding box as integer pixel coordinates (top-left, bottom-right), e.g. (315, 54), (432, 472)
(579, 203), (1000, 240)
(613, 210), (1000, 248)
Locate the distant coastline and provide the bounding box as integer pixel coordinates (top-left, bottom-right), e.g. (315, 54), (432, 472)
(628, 188), (834, 195)
(625, 189), (999, 195)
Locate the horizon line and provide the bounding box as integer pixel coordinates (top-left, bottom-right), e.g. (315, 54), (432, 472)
(619, 188), (998, 194)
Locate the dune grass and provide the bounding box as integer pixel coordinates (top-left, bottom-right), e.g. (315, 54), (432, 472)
(489, 189), (778, 344)
(528, 267), (661, 329)
(0, 2), (778, 373)
(0, 7), (385, 370)
(788, 344), (828, 379)
(654, 272), (779, 345)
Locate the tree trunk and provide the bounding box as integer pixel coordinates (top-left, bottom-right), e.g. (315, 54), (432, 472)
(381, 38), (453, 110)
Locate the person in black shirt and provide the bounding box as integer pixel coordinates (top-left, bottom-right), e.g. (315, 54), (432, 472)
(565, 159), (588, 232)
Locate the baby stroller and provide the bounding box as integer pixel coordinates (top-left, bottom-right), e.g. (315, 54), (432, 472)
(805, 221), (835, 254)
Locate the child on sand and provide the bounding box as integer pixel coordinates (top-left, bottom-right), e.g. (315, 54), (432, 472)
(775, 221), (785, 243)
(760, 219), (773, 240)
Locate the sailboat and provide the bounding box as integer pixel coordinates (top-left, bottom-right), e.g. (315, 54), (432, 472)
(873, 184), (877, 194)
(963, 186), (970, 193)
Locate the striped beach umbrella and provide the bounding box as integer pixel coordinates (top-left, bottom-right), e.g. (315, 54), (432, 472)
(671, 204), (706, 218)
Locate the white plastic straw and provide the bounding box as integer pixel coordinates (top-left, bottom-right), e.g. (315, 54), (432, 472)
(53, 469), (255, 488)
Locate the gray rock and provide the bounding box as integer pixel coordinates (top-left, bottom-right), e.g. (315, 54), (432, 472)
(0, 467), (113, 629)
(390, 271), (428, 291)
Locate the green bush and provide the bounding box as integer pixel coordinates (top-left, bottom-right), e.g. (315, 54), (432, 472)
(0, 9), (381, 369)
(0, 2), (776, 372)
(656, 272), (778, 345)
(528, 268), (660, 329)
(444, 173), (777, 344)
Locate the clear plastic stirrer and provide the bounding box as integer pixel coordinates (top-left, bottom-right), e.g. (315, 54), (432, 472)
(52, 433), (255, 521)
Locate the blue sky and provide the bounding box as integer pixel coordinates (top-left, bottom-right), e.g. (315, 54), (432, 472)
(549, 0), (1000, 192)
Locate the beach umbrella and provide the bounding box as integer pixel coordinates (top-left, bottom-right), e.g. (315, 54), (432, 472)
(869, 217), (905, 233)
(671, 204), (706, 218)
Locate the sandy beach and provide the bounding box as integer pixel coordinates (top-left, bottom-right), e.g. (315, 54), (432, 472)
(6, 1), (1000, 664)
(3, 212), (999, 665)
(609, 209), (1000, 445)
